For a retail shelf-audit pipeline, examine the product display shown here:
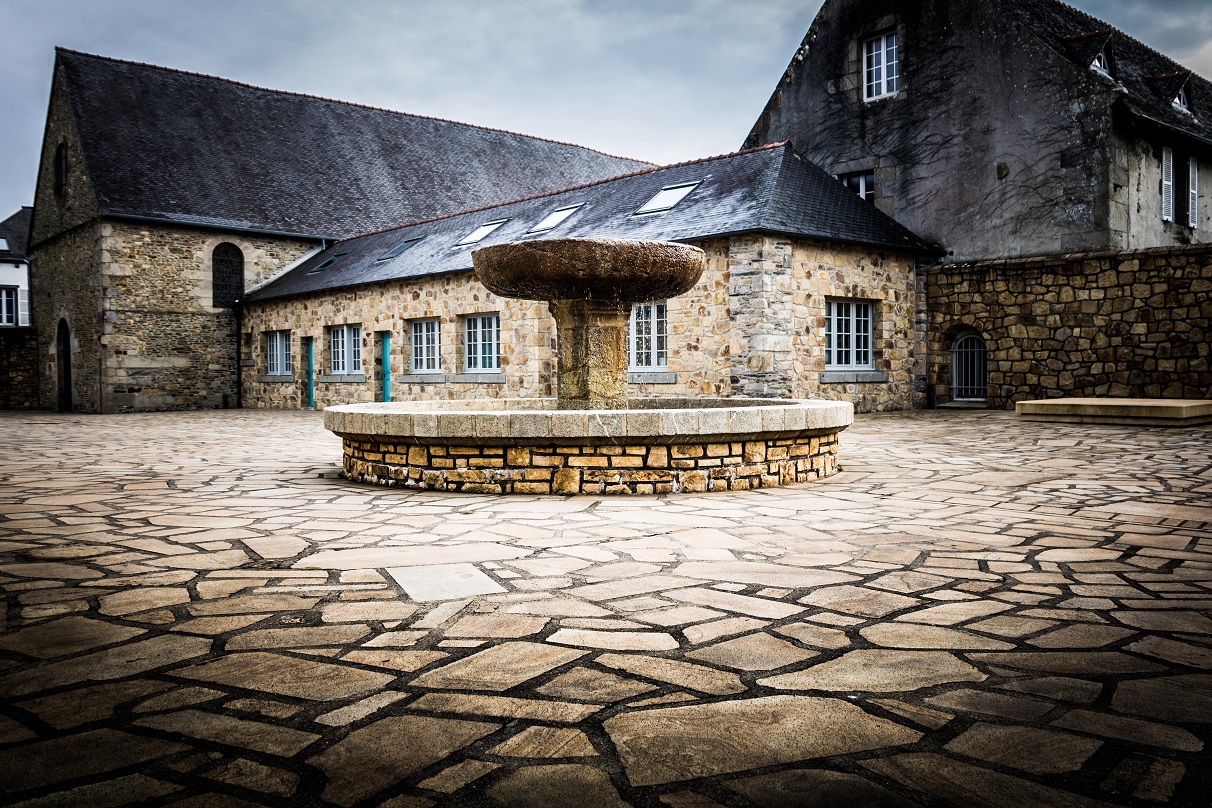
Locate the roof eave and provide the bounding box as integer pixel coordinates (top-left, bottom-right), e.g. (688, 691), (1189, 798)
(102, 212), (330, 243)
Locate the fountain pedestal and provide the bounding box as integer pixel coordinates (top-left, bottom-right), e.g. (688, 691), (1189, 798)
(549, 299), (629, 408)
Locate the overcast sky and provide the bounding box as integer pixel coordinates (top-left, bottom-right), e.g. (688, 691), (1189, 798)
(2, 0), (1211, 219)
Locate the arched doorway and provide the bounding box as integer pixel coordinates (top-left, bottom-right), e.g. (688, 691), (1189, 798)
(951, 332), (987, 402)
(56, 319), (73, 412)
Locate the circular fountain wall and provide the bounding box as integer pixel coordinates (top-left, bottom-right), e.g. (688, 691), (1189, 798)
(325, 398), (852, 495)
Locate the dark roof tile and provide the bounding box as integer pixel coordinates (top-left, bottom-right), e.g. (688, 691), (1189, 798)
(0, 207), (32, 262)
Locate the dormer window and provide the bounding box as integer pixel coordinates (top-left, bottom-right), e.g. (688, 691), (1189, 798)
(863, 31), (899, 101)
(455, 219), (508, 247)
(1173, 84), (1191, 113)
(1091, 49), (1110, 76)
(529, 204), (583, 234)
(635, 183), (699, 215)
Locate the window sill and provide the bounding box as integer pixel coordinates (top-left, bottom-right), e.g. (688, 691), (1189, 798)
(820, 370), (887, 384)
(400, 373), (446, 384)
(629, 371), (677, 384)
(317, 374), (367, 384)
(255, 374), (296, 383)
(451, 373), (505, 384)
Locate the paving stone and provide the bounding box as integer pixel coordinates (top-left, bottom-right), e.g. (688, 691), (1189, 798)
(1051, 709), (1203, 751)
(547, 628), (679, 651)
(605, 695), (921, 786)
(866, 698), (954, 729)
(447, 614), (550, 637)
(98, 587), (191, 616)
(685, 632), (818, 671)
(409, 693), (602, 722)
(1028, 624), (1137, 648)
(343, 649), (448, 671)
(485, 764), (629, 808)
(867, 570), (953, 594)
(997, 676), (1102, 703)
(224, 698), (303, 719)
(361, 630), (429, 647)
(243, 536), (310, 559)
(226, 625), (371, 649)
(894, 599), (1014, 625)
(798, 585), (922, 617)
(684, 617), (768, 644)
(772, 622), (851, 649)
(489, 726), (597, 758)
(667, 588), (805, 619)
(4, 773), (182, 807)
(535, 667), (657, 703)
(0, 728), (190, 795)
(760, 650), (985, 692)
(967, 615), (1058, 637)
(504, 599), (612, 617)
(631, 605), (727, 626)
(417, 759), (500, 793)
(1035, 549), (1122, 562)
(387, 563), (508, 601)
(1111, 610), (1212, 634)
(726, 768), (926, 808)
(860, 623), (1014, 650)
(1101, 753), (1186, 803)
(203, 758), (299, 797)
(410, 641), (585, 690)
(187, 594), (320, 615)
(925, 689), (1054, 720)
(136, 708), (320, 756)
(671, 561), (856, 588)
(1124, 636), (1212, 668)
(945, 723), (1102, 774)
(565, 575), (701, 602)
(173, 651), (394, 700)
(308, 715), (498, 806)
(3, 562), (103, 580)
(321, 601), (418, 622)
(0, 615), (145, 659)
(1111, 674), (1212, 723)
(298, 543), (530, 570)
(315, 691), (411, 726)
(862, 753), (1119, 808)
(595, 653), (746, 694)
(0, 634), (213, 697)
(16, 679), (174, 728)
(133, 686), (225, 713)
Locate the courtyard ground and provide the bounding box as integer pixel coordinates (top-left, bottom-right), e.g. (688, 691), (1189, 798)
(0, 408), (1209, 807)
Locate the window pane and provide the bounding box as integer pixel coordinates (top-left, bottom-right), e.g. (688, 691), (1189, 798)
(636, 183), (699, 215)
(885, 33), (899, 93)
(349, 326), (361, 369)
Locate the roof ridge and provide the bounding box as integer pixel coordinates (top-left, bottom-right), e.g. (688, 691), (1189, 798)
(335, 141), (793, 244)
(53, 46), (650, 166)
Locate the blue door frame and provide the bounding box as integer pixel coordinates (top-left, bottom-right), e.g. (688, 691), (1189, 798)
(379, 332), (392, 402)
(304, 337), (315, 409)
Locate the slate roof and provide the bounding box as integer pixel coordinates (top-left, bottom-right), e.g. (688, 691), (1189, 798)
(52, 49), (648, 240)
(0, 207), (32, 263)
(996, 0), (1212, 150)
(247, 143), (933, 302)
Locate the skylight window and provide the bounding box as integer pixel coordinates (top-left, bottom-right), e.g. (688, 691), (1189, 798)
(455, 219), (509, 247)
(308, 252), (348, 273)
(0, 239), (8, 252)
(635, 182), (700, 215)
(528, 204), (583, 234)
(376, 237), (422, 262)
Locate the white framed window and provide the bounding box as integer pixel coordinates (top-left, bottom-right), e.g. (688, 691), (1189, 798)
(265, 330), (292, 376)
(411, 319), (441, 373)
(1174, 85), (1190, 113)
(1091, 49), (1110, 76)
(529, 204), (583, 234)
(454, 219), (508, 247)
(841, 170), (875, 201)
(464, 314), (501, 371)
(0, 287), (18, 327)
(1189, 157), (1200, 229)
(864, 31), (899, 101)
(329, 323), (362, 375)
(1162, 147), (1175, 222)
(629, 301), (668, 370)
(825, 299), (872, 369)
(635, 183), (699, 215)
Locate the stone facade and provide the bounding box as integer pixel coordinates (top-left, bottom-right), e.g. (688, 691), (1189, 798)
(342, 435), (839, 495)
(928, 244), (1212, 408)
(0, 330), (39, 409)
(242, 235), (922, 413)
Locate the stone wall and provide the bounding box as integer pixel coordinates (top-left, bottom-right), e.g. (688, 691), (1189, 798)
(342, 435), (839, 495)
(96, 221), (315, 412)
(245, 235), (922, 413)
(0, 329), (39, 409)
(928, 244), (1212, 407)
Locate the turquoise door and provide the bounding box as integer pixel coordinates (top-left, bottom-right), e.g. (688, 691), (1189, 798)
(379, 331), (392, 402)
(304, 337), (315, 408)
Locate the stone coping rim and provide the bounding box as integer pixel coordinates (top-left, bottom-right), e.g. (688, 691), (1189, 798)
(1016, 397), (1212, 418)
(324, 398), (853, 442)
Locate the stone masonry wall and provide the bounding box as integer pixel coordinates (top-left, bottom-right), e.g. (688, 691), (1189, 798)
(928, 244), (1212, 407)
(729, 234), (921, 411)
(99, 221), (315, 412)
(246, 236), (921, 413)
(0, 329), (40, 409)
(343, 435), (839, 495)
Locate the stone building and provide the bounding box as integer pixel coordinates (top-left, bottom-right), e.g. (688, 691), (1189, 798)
(746, 0), (1212, 404)
(0, 207), (37, 408)
(241, 144), (933, 413)
(26, 49), (645, 413)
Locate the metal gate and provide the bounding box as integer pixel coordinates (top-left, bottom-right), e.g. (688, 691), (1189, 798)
(951, 333), (987, 401)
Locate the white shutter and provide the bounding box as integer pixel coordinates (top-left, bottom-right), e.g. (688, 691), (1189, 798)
(1161, 147), (1174, 222)
(17, 288), (29, 327)
(1190, 157), (1199, 229)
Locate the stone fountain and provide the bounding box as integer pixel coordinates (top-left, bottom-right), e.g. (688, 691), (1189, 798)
(324, 238), (852, 495)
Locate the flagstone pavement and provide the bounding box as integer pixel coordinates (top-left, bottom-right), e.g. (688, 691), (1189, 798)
(1, 408), (1210, 807)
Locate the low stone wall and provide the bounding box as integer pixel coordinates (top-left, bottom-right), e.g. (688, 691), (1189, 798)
(341, 435), (838, 495)
(929, 244), (1212, 407)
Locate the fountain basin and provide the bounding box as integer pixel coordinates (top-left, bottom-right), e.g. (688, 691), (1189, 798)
(325, 398), (853, 495)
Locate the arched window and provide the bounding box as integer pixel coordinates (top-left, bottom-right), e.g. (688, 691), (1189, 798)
(53, 144), (69, 199)
(951, 332), (987, 402)
(212, 243), (244, 308)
